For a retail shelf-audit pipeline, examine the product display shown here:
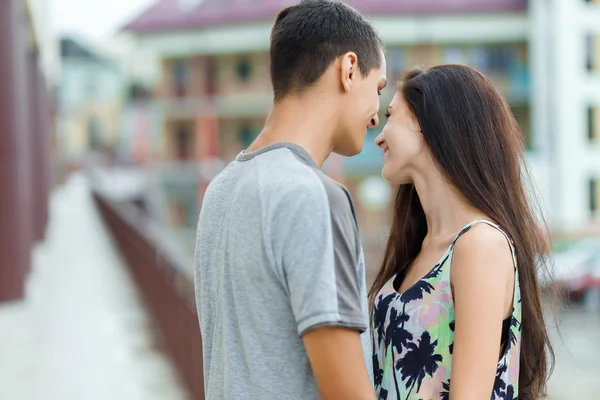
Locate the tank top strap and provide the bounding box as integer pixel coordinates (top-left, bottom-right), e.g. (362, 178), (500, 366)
(450, 218), (517, 270)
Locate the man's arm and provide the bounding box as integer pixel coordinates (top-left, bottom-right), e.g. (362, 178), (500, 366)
(271, 180), (374, 399)
(303, 327), (376, 400)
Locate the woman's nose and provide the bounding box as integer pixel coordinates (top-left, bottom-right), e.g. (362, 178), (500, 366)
(375, 133), (385, 148)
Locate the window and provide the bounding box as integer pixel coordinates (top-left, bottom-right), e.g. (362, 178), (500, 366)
(443, 45), (467, 65)
(589, 107), (596, 142)
(511, 105), (531, 149)
(239, 125), (260, 149)
(488, 46), (515, 72)
(586, 35), (595, 71)
(590, 178), (599, 217)
(387, 48), (405, 81)
(469, 45), (488, 71)
(87, 117), (102, 149)
(175, 126), (192, 160)
(172, 60), (189, 98)
(470, 45), (518, 74)
(205, 56), (217, 96)
(236, 57), (252, 82)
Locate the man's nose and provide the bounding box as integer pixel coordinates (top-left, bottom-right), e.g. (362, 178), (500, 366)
(370, 114), (379, 129)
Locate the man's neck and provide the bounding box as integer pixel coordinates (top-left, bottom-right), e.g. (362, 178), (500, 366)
(247, 95), (337, 167)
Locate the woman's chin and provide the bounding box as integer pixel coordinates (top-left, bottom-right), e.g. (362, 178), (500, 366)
(381, 169), (399, 185)
(381, 167), (410, 186)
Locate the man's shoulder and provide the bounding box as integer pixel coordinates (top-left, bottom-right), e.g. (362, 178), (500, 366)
(314, 173), (355, 212)
(271, 167), (355, 214)
(204, 150), (356, 220)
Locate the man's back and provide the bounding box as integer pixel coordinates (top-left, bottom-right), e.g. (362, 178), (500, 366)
(195, 143), (373, 399)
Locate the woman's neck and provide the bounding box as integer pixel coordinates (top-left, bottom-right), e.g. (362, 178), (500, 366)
(412, 169), (487, 242)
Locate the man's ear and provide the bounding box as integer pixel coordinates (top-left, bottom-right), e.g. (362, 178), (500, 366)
(340, 51), (358, 93)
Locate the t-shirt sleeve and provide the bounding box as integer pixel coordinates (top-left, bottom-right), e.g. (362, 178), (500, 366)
(271, 181), (365, 337)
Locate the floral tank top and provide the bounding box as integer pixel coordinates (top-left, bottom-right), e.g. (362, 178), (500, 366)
(372, 219), (521, 400)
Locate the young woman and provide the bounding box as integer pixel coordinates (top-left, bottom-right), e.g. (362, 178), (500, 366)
(370, 65), (554, 400)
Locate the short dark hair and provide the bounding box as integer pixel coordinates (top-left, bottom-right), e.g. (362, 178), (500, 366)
(270, 0), (383, 101)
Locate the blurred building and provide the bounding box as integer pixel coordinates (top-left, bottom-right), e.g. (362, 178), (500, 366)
(119, 0), (600, 254)
(532, 0), (600, 233)
(57, 37), (125, 170)
(0, 0), (56, 302)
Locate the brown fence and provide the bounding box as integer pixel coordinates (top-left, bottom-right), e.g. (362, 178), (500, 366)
(93, 191), (204, 400)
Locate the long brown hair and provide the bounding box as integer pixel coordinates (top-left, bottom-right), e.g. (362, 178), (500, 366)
(369, 65), (555, 399)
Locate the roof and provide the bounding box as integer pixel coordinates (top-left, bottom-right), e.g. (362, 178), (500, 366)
(60, 37), (98, 59)
(123, 0), (527, 34)
(59, 37), (116, 66)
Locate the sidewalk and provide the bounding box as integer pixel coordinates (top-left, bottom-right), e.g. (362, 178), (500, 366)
(0, 173), (190, 400)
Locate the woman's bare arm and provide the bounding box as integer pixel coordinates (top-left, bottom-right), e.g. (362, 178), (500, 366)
(449, 224), (515, 400)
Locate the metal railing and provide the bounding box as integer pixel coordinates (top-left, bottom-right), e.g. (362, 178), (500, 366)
(93, 190), (204, 399)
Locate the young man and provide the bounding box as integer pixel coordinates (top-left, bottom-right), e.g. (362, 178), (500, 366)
(194, 1), (387, 398)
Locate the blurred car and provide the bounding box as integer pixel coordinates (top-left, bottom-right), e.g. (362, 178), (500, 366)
(550, 238), (600, 306)
(583, 248), (600, 311)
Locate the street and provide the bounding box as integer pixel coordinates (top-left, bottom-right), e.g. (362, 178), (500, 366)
(547, 304), (600, 399)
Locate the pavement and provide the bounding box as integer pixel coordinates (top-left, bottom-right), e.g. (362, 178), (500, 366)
(0, 174), (189, 400)
(547, 304), (600, 399)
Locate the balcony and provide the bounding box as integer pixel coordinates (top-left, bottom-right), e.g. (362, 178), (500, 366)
(149, 92), (273, 120)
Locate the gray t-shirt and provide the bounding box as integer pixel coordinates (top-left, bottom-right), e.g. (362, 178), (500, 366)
(194, 142), (373, 399)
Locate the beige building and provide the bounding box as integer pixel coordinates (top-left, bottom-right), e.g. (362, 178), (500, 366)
(121, 0), (600, 247)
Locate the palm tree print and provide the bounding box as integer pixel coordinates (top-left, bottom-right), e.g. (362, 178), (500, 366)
(384, 307), (412, 350)
(449, 320), (455, 354)
(373, 352), (384, 388)
(439, 380), (450, 400)
(385, 305), (413, 398)
(371, 219), (521, 400)
(500, 384), (516, 400)
(423, 255), (449, 280)
(378, 388), (389, 400)
(400, 280), (434, 303)
(396, 331), (443, 399)
(493, 363), (508, 398)
(506, 314), (520, 352)
(374, 293), (396, 342)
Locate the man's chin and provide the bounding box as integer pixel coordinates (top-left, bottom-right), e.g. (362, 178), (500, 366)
(334, 144), (364, 157)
